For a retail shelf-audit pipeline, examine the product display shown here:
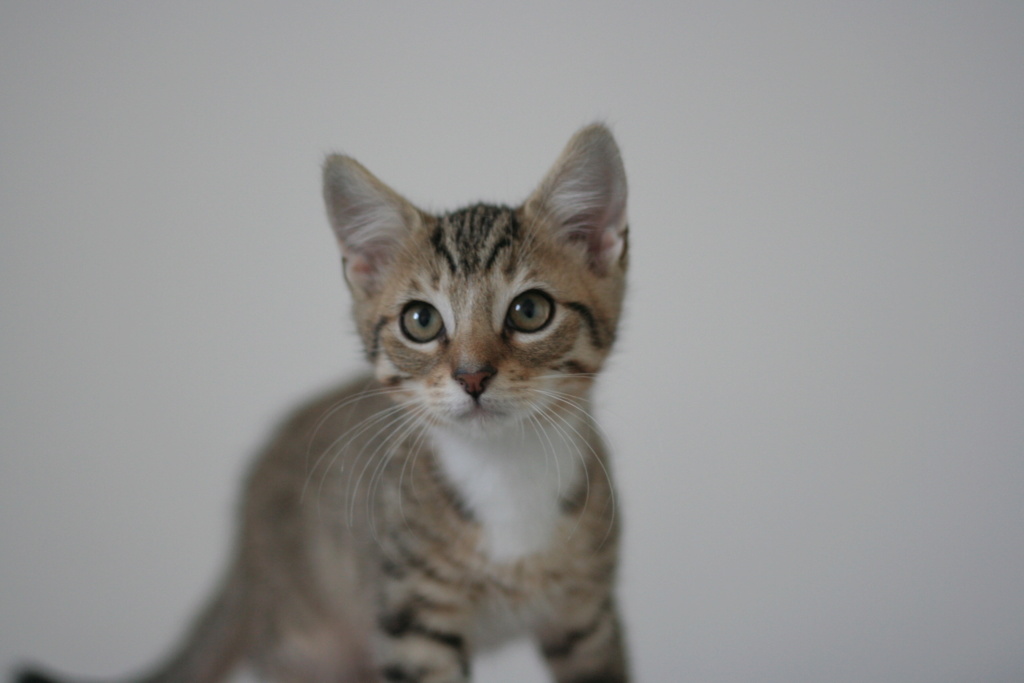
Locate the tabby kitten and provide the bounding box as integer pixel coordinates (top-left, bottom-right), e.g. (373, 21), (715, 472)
(19, 124), (631, 683)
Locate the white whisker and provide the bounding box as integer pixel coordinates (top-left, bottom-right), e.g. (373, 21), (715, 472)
(302, 387), (406, 504)
(397, 409), (436, 535)
(531, 403), (590, 540)
(303, 381), (403, 470)
(526, 411), (561, 494)
(306, 402), (411, 527)
(346, 404), (424, 528)
(529, 387), (618, 548)
(366, 404), (433, 548)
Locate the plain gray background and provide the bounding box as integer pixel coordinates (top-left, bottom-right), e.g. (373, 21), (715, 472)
(3, 3), (1023, 682)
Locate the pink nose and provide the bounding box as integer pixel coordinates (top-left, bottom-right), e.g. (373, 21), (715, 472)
(453, 366), (496, 399)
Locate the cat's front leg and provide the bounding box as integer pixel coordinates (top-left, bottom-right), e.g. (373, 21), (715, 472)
(537, 595), (629, 683)
(372, 567), (474, 683)
(373, 604), (471, 683)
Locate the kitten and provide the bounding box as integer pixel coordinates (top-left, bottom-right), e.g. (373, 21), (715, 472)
(19, 123), (631, 683)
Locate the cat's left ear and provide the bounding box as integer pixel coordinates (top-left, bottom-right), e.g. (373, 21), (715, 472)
(526, 123), (628, 275)
(323, 154), (418, 295)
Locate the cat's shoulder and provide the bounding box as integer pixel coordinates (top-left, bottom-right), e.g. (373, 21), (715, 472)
(245, 373), (392, 488)
(294, 373), (389, 428)
(260, 374), (390, 449)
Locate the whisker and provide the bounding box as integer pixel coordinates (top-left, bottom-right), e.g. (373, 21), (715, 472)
(309, 401), (409, 522)
(532, 372), (601, 381)
(302, 385), (407, 501)
(366, 404), (432, 548)
(529, 387), (618, 548)
(531, 387), (618, 452)
(531, 405), (590, 540)
(346, 405), (424, 528)
(304, 380), (404, 468)
(525, 411), (561, 494)
(397, 411), (437, 535)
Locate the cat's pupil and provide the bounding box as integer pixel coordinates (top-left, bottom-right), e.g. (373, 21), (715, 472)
(507, 290), (553, 333)
(400, 301), (443, 342)
(517, 299), (536, 320)
(413, 308), (432, 328)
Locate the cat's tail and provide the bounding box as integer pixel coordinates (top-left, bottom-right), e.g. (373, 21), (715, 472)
(14, 578), (249, 683)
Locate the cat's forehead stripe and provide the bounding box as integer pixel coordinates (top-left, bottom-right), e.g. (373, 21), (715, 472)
(428, 203), (520, 276)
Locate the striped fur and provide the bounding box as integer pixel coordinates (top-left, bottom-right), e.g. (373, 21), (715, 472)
(17, 124), (630, 683)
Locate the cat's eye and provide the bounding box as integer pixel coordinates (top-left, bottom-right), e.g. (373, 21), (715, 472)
(400, 301), (444, 343)
(506, 290), (554, 333)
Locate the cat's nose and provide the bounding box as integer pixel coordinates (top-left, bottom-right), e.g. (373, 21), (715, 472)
(453, 365), (496, 400)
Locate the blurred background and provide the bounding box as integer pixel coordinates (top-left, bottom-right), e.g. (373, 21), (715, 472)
(2, 3), (1022, 682)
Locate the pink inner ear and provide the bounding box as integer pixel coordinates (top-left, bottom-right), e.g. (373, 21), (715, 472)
(591, 226), (624, 270)
(347, 255), (374, 277)
(343, 240), (401, 292)
(596, 228), (619, 255)
(344, 253), (378, 288)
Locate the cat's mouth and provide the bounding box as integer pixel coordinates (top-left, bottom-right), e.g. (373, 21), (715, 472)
(459, 401), (502, 420)
(451, 399), (512, 428)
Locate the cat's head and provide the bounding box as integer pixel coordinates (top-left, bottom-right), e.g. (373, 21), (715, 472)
(322, 124), (628, 435)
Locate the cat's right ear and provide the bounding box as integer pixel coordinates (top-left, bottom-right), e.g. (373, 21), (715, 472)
(323, 155), (416, 295)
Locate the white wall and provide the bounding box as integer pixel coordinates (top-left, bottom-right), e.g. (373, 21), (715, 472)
(2, 3), (1023, 682)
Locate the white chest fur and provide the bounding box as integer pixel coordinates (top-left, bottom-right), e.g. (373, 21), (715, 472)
(431, 418), (585, 563)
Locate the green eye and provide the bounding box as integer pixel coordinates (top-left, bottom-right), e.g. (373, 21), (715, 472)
(400, 301), (444, 343)
(506, 290), (554, 333)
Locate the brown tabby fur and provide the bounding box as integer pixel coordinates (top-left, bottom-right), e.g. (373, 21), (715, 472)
(19, 124), (630, 683)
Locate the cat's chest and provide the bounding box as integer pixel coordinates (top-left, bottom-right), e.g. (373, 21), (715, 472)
(430, 421), (583, 564)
